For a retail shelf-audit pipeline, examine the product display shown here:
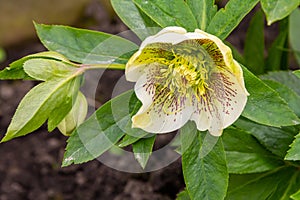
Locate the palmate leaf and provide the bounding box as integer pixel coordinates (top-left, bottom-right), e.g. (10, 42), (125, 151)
(207, 0), (259, 40)
(263, 79), (300, 117)
(176, 189), (191, 200)
(133, 0), (198, 32)
(244, 10), (265, 74)
(294, 70), (300, 79)
(285, 132), (300, 160)
(261, 71), (300, 96)
(0, 51), (71, 80)
(222, 128), (283, 174)
(62, 90), (149, 166)
(34, 23), (138, 65)
(132, 135), (156, 169)
(290, 8), (300, 65)
(186, 0), (217, 31)
(23, 58), (77, 81)
(265, 19), (289, 71)
(261, 0), (300, 25)
(118, 132), (149, 147)
(111, 0), (159, 40)
(242, 66), (300, 127)
(226, 167), (300, 200)
(181, 122), (228, 200)
(291, 189), (300, 200)
(0, 57), (84, 142)
(1, 76), (81, 142)
(234, 118), (298, 158)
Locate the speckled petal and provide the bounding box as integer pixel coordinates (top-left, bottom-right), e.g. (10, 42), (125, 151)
(132, 66), (193, 133)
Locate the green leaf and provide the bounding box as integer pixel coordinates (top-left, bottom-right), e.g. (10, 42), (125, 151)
(117, 91), (150, 147)
(23, 58), (77, 81)
(290, 8), (300, 65)
(176, 189), (191, 200)
(181, 122), (228, 200)
(242, 66), (300, 127)
(132, 135), (156, 169)
(291, 189), (300, 200)
(285, 132), (300, 160)
(133, 0), (198, 32)
(47, 76), (81, 132)
(207, 0), (259, 40)
(0, 51), (71, 80)
(234, 118), (298, 158)
(62, 90), (145, 166)
(294, 70), (300, 78)
(244, 10), (265, 74)
(261, 71), (300, 96)
(34, 23), (138, 65)
(263, 79), (300, 117)
(266, 19), (289, 71)
(1, 75), (81, 142)
(111, 0), (159, 40)
(222, 127), (283, 174)
(186, 0), (217, 30)
(226, 167), (300, 200)
(261, 0), (300, 25)
(118, 132), (149, 147)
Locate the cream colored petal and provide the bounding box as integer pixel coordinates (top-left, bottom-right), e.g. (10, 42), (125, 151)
(190, 96), (224, 136)
(125, 51), (146, 82)
(140, 26), (187, 49)
(132, 103), (193, 133)
(194, 29), (246, 83)
(132, 66), (193, 133)
(126, 26), (249, 136)
(195, 29), (232, 65)
(233, 60), (249, 95)
(126, 27), (188, 82)
(190, 69), (248, 136)
(190, 107), (210, 131)
(219, 70), (248, 128)
(134, 72), (155, 113)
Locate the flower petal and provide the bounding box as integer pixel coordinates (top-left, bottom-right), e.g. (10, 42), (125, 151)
(218, 70), (248, 128)
(132, 66), (193, 133)
(125, 26), (249, 136)
(190, 69), (248, 136)
(132, 105), (193, 133)
(125, 51), (146, 82)
(140, 26), (187, 48)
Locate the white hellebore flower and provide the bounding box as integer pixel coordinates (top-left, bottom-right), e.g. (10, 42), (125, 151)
(125, 27), (249, 136)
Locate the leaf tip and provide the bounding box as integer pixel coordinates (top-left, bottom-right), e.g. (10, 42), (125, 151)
(266, 18), (275, 26)
(0, 135), (10, 143)
(61, 156), (74, 167)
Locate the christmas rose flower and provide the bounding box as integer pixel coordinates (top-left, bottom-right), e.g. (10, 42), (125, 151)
(125, 27), (249, 136)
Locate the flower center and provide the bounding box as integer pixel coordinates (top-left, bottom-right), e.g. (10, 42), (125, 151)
(154, 41), (215, 101)
(138, 39), (225, 115)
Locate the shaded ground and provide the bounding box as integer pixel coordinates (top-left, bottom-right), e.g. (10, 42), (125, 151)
(0, 130), (183, 200)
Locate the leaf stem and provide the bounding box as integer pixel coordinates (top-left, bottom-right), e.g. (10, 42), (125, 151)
(78, 63), (125, 70)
